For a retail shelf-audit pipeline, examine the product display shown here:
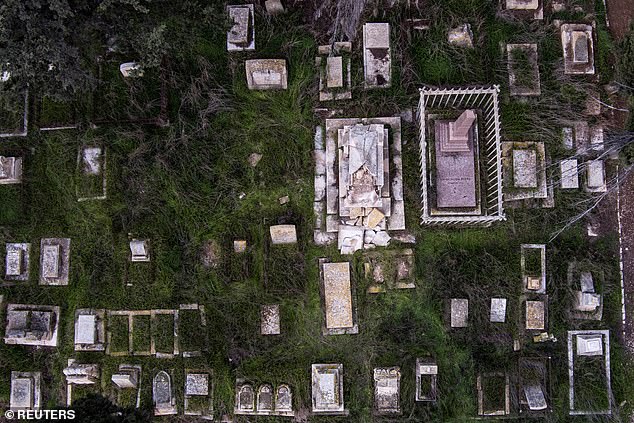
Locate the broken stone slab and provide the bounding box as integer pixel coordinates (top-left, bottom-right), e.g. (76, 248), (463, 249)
(248, 153), (262, 167)
(245, 59), (288, 90)
(372, 231), (391, 247)
(264, 0), (284, 14)
(0, 156), (23, 184)
(338, 225), (364, 255)
(448, 24), (474, 48)
(278, 195), (289, 205)
(366, 208), (385, 229)
(363, 23), (392, 88)
(260, 304), (281, 335)
(227, 4), (255, 51)
(270, 224), (297, 245)
(314, 230), (336, 246)
(119, 62), (143, 78)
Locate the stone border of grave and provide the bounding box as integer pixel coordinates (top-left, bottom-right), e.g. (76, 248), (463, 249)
(477, 372), (511, 416)
(502, 0), (544, 20)
(518, 356), (552, 415)
(3, 303), (61, 347)
(111, 364), (142, 409)
(4, 242), (30, 282)
(502, 141), (551, 207)
(521, 244), (546, 294)
(373, 366), (401, 415)
(39, 238), (71, 286)
(0, 90), (29, 139)
(316, 42), (352, 101)
(418, 86), (504, 226)
(63, 360), (100, 406)
(36, 96), (79, 132)
(311, 363), (348, 415)
(0, 155), (23, 185)
(184, 369), (213, 419)
(74, 308), (106, 352)
(179, 303), (206, 358)
(567, 330), (612, 416)
(106, 309), (179, 358)
(76, 145), (107, 202)
(10, 371), (41, 411)
(507, 44), (541, 96)
(415, 358), (438, 402)
(561, 23), (596, 75)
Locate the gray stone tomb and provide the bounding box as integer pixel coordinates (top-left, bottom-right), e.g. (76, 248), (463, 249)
(0, 156), (22, 184)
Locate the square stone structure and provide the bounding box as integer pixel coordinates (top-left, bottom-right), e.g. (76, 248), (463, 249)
(560, 159), (579, 189)
(502, 141), (548, 203)
(39, 238), (70, 285)
(477, 373), (511, 416)
(260, 304), (281, 335)
(418, 86), (504, 226)
(316, 42), (352, 101)
(184, 370), (213, 418)
(4, 303), (60, 347)
(363, 23), (391, 88)
(561, 23), (595, 75)
(525, 299), (546, 330)
(490, 298), (507, 323)
(314, 117), (404, 252)
(112, 365), (141, 389)
(585, 159), (607, 192)
(5, 242), (30, 281)
(415, 359), (438, 402)
(130, 239), (150, 262)
(10, 371), (41, 411)
(269, 225), (297, 245)
(373, 367), (401, 415)
(507, 44), (541, 96)
(450, 298), (469, 328)
(153, 370), (177, 416)
(245, 59), (288, 90)
(567, 330), (612, 415)
(0, 156), (23, 184)
(74, 309), (106, 351)
(227, 4), (255, 51)
(319, 261), (358, 335)
(312, 364), (348, 415)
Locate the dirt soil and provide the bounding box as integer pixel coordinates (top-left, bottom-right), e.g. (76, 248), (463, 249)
(606, 0), (634, 41)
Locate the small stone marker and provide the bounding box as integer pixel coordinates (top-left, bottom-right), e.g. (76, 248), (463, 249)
(227, 4), (255, 51)
(506, 0), (539, 9)
(490, 298), (507, 323)
(257, 384), (274, 411)
(276, 385), (292, 411)
(560, 159), (579, 189)
(264, 0), (284, 14)
(526, 300), (545, 330)
(326, 56), (344, 88)
(450, 299), (469, 328)
(260, 304), (281, 335)
(270, 225), (297, 245)
(366, 208), (385, 229)
(119, 62), (143, 78)
(185, 373), (209, 396)
(234, 240), (247, 253)
(75, 315), (96, 344)
(237, 384), (255, 411)
(524, 385), (547, 411)
(448, 24), (474, 48)
(245, 59), (288, 90)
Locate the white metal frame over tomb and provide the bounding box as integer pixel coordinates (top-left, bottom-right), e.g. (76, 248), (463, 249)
(417, 85), (505, 226)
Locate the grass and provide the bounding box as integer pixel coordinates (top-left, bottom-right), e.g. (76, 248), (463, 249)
(0, 1), (633, 422)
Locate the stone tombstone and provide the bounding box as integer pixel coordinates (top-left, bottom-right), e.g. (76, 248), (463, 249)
(415, 359), (438, 402)
(5, 243), (29, 280)
(560, 159), (579, 189)
(524, 385), (547, 411)
(4, 304), (60, 347)
(373, 367), (401, 414)
(237, 384), (255, 411)
(82, 147), (102, 175)
(322, 262), (354, 331)
(112, 371), (138, 389)
(63, 361), (99, 385)
(153, 371), (176, 415)
(265, 0), (284, 14)
(326, 56), (344, 88)
(275, 384), (292, 411)
(317, 42), (352, 101)
(526, 300), (545, 330)
(580, 272), (594, 292)
(270, 224), (297, 245)
(311, 363), (345, 414)
(450, 298), (468, 328)
(561, 24), (595, 75)
(506, 0), (539, 9)
(576, 334), (603, 356)
(227, 4), (255, 51)
(513, 149), (538, 188)
(185, 373), (209, 396)
(0, 156), (22, 184)
(41, 244), (61, 278)
(245, 59), (288, 90)
(586, 159), (606, 192)
(490, 298), (507, 323)
(75, 315), (96, 344)
(260, 304), (281, 335)
(130, 239), (150, 262)
(10, 372), (41, 411)
(363, 23), (391, 88)
(39, 238), (70, 285)
(119, 62), (143, 78)
(257, 384), (274, 411)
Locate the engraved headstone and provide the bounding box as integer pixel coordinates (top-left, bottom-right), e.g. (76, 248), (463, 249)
(322, 262), (354, 329)
(576, 334), (603, 355)
(257, 384), (274, 411)
(185, 373), (209, 396)
(450, 298), (469, 328)
(490, 298), (507, 323)
(75, 315), (96, 344)
(270, 225), (297, 245)
(260, 304), (281, 335)
(513, 149), (538, 188)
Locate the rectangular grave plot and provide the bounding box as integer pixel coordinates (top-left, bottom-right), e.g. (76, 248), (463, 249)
(178, 309), (204, 354)
(93, 62), (163, 124)
(418, 373), (437, 401)
(131, 315), (152, 354)
(152, 313), (175, 355)
(125, 259), (154, 286)
(0, 89), (27, 135)
(117, 385), (138, 408)
(108, 315), (130, 354)
(523, 247), (542, 275)
(264, 244), (306, 295)
(38, 96), (79, 129)
(479, 374), (509, 416)
(573, 355), (609, 411)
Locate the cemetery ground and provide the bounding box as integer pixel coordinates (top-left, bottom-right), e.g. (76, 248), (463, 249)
(1, 0), (634, 421)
